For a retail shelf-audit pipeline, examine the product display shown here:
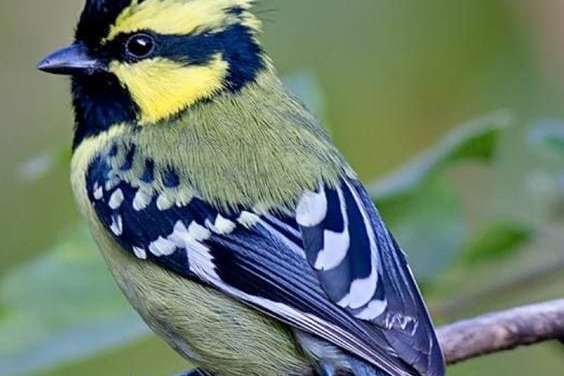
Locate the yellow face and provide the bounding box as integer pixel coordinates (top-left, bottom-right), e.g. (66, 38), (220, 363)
(37, 0), (266, 147)
(99, 0), (262, 125)
(109, 55), (229, 125)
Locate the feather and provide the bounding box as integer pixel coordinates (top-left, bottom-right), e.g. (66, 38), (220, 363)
(85, 149), (444, 376)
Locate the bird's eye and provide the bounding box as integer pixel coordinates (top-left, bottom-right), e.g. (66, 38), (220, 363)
(125, 34), (156, 59)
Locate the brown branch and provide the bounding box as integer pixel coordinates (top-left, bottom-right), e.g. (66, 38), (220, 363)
(437, 299), (564, 365)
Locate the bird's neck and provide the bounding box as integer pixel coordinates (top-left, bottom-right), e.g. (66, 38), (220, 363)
(72, 67), (351, 210)
(71, 73), (139, 150)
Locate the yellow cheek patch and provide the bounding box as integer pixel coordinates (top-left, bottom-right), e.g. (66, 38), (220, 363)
(110, 56), (228, 125)
(107, 0), (260, 40)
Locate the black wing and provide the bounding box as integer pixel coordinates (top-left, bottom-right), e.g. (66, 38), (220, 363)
(297, 179), (444, 375)
(86, 151), (444, 376)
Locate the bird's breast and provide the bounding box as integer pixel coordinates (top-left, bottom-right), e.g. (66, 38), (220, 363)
(70, 126), (310, 376)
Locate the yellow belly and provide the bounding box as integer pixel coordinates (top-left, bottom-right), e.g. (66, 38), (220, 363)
(90, 219), (310, 376)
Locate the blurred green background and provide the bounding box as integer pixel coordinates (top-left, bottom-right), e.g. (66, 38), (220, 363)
(1, 0), (564, 375)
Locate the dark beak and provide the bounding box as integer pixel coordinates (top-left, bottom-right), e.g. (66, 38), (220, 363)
(37, 43), (104, 75)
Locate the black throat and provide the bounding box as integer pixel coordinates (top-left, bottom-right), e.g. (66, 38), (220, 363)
(71, 73), (138, 150)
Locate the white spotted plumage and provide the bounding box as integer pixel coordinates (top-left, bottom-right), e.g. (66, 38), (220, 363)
(109, 188), (124, 209)
(211, 215), (237, 235)
(338, 180), (380, 310)
(149, 236), (177, 256)
(132, 246), (148, 260)
(168, 221), (218, 279)
(355, 299), (388, 321)
(313, 185), (350, 271)
(93, 183), (104, 200)
(133, 189), (152, 211)
(110, 214), (123, 236)
(157, 193), (175, 211)
(296, 187), (327, 227)
(84, 141), (442, 376)
(238, 211), (260, 228)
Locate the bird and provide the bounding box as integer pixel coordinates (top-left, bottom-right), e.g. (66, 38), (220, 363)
(37, 1), (445, 376)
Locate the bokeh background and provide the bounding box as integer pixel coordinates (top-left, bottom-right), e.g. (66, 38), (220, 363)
(2, 0), (564, 375)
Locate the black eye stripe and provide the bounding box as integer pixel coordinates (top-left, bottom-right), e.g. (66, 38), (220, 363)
(103, 24), (265, 91)
(105, 26), (245, 64)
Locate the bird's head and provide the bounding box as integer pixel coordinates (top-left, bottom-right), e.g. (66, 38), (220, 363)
(38, 0), (266, 147)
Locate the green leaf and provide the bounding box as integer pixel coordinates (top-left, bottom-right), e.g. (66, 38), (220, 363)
(370, 112), (513, 279)
(368, 111), (512, 200)
(527, 119), (564, 157)
(380, 178), (466, 280)
(461, 222), (533, 265)
(0, 226), (147, 376)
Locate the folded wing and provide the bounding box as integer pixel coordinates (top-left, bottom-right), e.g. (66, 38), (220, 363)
(86, 151), (444, 376)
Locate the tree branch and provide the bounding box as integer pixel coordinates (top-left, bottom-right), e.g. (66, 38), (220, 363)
(437, 299), (564, 365)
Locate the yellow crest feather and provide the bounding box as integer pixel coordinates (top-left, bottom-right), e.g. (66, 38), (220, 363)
(106, 0), (260, 40)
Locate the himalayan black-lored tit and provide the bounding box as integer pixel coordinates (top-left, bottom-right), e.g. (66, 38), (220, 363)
(37, 1), (445, 376)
